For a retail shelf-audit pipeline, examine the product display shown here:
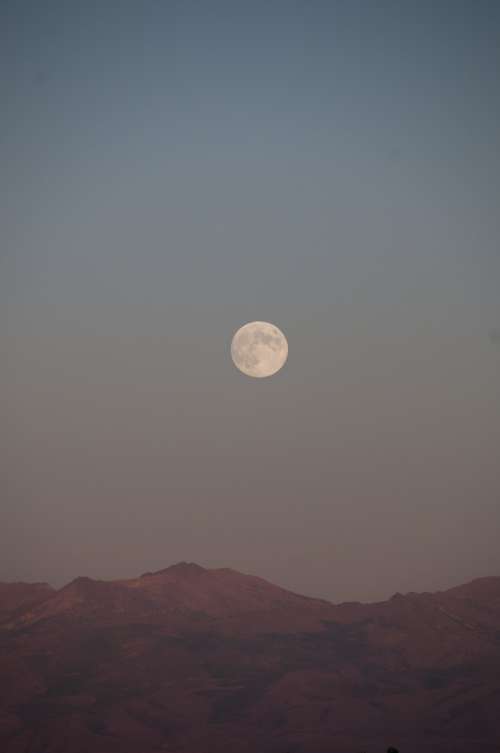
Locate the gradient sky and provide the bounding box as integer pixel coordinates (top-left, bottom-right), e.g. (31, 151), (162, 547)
(2, 0), (499, 603)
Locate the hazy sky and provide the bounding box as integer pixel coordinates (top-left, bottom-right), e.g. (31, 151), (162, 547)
(2, 1), (499, 602)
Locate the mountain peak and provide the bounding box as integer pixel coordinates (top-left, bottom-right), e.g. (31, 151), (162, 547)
(141, 562), (206, 579)
(62, 575), (101, 592)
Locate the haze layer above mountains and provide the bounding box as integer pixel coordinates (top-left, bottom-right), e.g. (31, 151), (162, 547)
(1, 564), (500, 753)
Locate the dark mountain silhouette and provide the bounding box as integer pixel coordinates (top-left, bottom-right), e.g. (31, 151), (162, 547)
(1, 564), (499, 753)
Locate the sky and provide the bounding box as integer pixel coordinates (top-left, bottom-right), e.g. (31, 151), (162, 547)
(2, 0), (499, 603)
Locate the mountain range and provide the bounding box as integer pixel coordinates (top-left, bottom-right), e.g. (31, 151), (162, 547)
(1, 563), (499, 753)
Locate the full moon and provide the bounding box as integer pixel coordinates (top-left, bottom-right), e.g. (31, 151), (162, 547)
(231, 321), (288, 378)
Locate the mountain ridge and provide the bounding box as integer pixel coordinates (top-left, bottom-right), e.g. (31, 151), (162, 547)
(1, 566), (500, 752)
(4, 563), (498, 606)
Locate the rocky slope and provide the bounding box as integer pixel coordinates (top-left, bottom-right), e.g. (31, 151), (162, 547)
(1, 564), (499, 753)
